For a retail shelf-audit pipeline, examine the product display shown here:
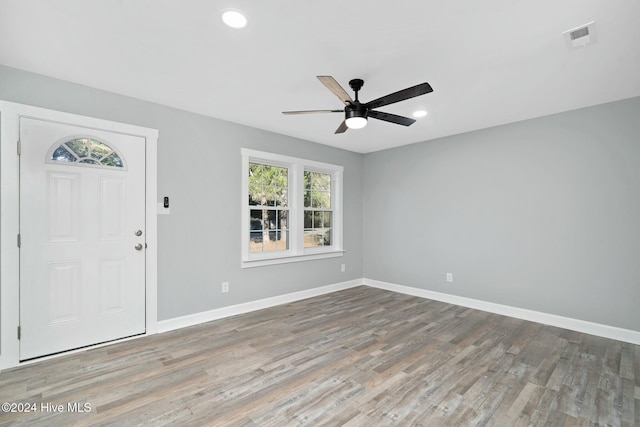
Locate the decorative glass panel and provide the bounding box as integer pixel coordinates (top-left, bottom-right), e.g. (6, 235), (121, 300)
(102, 152), (124, 168)
(66, 139), (89, 157)
(52, 145), (76, 163)
(47, 137), (125, 169)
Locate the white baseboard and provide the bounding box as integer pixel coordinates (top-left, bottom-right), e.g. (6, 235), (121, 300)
(364, 278), (640, 345)
(158, 277), (640, 345)
(157, 279), (364, 333)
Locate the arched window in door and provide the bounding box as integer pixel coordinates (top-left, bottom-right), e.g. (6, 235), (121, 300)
(46, 136), (127, 169)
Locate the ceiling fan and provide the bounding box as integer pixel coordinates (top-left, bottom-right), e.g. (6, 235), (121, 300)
(283, 76), (433, 134)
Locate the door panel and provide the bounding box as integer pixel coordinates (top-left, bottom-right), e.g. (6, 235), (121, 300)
(47, 172), (81, 242)
(99, 176), (126, 240)
(20, 117), (146, 360)
(98, 257), (127, 314)
(47, 261), (81, 323)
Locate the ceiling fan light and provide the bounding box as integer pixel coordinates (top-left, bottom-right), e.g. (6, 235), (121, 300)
(412, 110), (427, 118)
(345, 116), (367, 129)
(221, 10), (247, 28)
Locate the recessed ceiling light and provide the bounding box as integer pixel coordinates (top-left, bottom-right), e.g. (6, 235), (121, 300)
(412, 110), (428, 118)
(221, 10), (247, 29)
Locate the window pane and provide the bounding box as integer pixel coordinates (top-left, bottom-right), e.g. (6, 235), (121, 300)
(90, 140), (113, 160)
(315, 173), (331, 191)
(267, 210), (277, 229)
(274, 229), (289, 251)
(304, 190), (311, 208)
(311, 191), (331, 208)
(313, 211), (323, 228)
(304, 171), (312, 190)
(267, 166), (288, 187)
(266, 188), (278, 207)
(304, 229), (314, 248)
(304, 211), (312, 228)
(66, 139), (89, 157)
(306, 171), (330, 191)
(277, 210), (288, 229)
(102, 152), (124, 167)
(249, 231), (263, 253)
(250, 210), (263, 229)
(323, 228), (332, 246)
(249, 163), (263, 185)
(52, 146), (76, 163)
(263, 226), (288, 253)
(271, 187), (285, 207)
(323, 211), (332, 228)
(276, 188), (287, 207)
(249, 185), (262, 206)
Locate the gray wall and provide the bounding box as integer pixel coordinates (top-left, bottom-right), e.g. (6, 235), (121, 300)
(0, 65), (364, 321)
(363, 97), (640, 331)
(2, 64), (639, 334)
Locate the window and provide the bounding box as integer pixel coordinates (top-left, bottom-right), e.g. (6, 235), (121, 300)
(248, 162), (289, 254)
(47, 136), (126, 169)
(242, 149), (343, 267)
(304, 171), (332, 248)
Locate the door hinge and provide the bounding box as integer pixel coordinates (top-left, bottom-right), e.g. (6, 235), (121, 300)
(17, 140), (21, 156)
(17, 233), (21, 248)
(18, 326), (21, 340)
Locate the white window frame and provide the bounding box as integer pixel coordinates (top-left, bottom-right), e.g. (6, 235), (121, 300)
(241, 148), (344, 268)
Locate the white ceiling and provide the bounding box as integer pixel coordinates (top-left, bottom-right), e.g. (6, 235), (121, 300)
(1, 1), (639, 153)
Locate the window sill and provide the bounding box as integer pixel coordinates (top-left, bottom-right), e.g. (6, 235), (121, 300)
(241, 250), (345, 268)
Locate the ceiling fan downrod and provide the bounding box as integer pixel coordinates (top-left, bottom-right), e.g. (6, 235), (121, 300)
(348, 79), (364, 103)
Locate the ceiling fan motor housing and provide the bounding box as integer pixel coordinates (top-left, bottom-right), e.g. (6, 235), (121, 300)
(346, 103), (368, 120)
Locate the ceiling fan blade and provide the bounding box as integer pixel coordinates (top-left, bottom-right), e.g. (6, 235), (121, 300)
(364, 82), (433, 110)
(368, 110), (416, 126)
(317, 76), (353, 105)
(282, 109), (343, 115)
(334, 120), (348, 134)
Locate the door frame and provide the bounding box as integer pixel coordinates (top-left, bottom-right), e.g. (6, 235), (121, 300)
(0, 100), (158, 370)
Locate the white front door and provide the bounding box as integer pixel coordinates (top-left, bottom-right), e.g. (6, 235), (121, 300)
(19, 117), (147, 360)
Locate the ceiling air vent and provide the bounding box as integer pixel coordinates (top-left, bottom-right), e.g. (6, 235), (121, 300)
(563, 21), (596, 49)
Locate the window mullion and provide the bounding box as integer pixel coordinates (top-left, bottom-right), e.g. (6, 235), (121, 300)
(290, 162), (304, 255)
(333, 169), (343, 250)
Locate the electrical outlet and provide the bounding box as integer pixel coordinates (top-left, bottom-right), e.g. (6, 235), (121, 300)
(446, 273), (453, 283)
(341, 264), (346, 273)
(222, 282), (229, 293)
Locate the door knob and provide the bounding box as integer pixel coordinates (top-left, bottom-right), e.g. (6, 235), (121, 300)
(135, 243), (143, 251)
(135, 230), (143, 236)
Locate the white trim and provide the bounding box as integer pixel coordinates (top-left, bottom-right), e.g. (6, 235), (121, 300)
(241, 250), (345, 268)
(0, 100), (158, 370)
(364, 278), (640, 345)
(158, 279), (363, 333)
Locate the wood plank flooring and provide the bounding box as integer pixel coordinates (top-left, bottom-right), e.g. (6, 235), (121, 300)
(1, 286), (638, 426)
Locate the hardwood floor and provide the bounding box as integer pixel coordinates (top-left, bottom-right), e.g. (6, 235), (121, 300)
(1, 286), (638, 426)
